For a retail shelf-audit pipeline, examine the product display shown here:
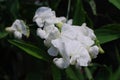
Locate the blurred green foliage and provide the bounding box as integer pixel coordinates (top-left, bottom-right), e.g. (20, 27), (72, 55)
(0, 0), (120, 80)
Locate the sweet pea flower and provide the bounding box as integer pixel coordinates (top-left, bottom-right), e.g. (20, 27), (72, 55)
(33, 7), (56, 27)
(80, 23), (96, 40)
(48, 23), (99, 68)
(61, 23), (94, 47)
(53, 58), (70, 69)
(34, 7), (100, 69)
(50, 37), (91, 68)
(5, 19), (29, 39)
(37, 24), (60, 47)
(89, 45), (99, 58)
(33, 7), (66, 27)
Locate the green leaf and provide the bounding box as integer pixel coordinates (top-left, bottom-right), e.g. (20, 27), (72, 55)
(8, 40), (49, 61)
(95, 24), (120, 44)
(109, 0), (120, 9)
(109, 67), (120, 80)
(51, 64), (61, 80)
(10, 0), (19, 19)
(0, 31), (8, 39)
(84, 67), (93, 80)
(115, 46), (120, 63)
(74, 68), (84, 80)
(86, 14), (94, 28)
(50, 0), (61, 10)
(94, 66), (111, 80)
(87, 0), (97, 15)
(73, 0), (86, 25)
(65, 67), (79, 80)
(89, 0), (96, 15)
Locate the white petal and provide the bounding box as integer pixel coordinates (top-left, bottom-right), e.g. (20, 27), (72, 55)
(33, 7), (55, 27)
(61, 24), (77, 39)
(67, 19), (73, 25)
(53, 58), (69, 69)
(5, 27), (15, 32)
(37, 28), (46, 39)
(77, 58), (89, 66)
(89, 45), (99, 58)
(8, 19), (29, 38)
(34, 18), (44, 27)
(33, 7), (53, 19)
(77, 36), (94, 47)
(43, 25), (60, 47)
(48, 46), (58, 56)
(81, 23), (96, 40)
(70, 55), (78, 65)
(51, 38), (64, 55)
(51, 38), (70, 60)
(14, 31), (22, 39)
(45, 17), (62, 25)
(57, 17), (66, 23)
(76, 47), (91, 66)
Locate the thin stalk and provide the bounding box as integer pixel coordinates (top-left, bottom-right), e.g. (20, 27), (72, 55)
(66, 0), (71, 20)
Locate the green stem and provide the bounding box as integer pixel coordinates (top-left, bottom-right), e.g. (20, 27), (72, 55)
(66, 0), (71, 20)
(84, 67), (94, 80)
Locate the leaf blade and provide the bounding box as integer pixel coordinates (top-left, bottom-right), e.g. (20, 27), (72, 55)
(109, 0), (120, 9)
(8, 40), (49, 61)
(65, 67), (79, 80)
(95, 24), (120, 44)
(51, 64), (61, 80)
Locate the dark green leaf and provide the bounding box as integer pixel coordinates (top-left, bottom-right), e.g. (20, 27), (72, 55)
(73, 0), (86, 25)
(10, 0), (19, 19)
(50, 0), (61, 10)
(87, 0), (97, 15)
(84, 67), (93, 80)
(51, 64), (61, 80)
(94, 66), (110, 80)
(74, 68), (84, 80)
(86, 14), (93, 28)
(0, 31), (8, 39)
(65, 67), (79, 80)
(95, 24), (120, 44)
(8, 40), (50, 61)
(109, 0), (120, 9)
(109, 67), (120, 80)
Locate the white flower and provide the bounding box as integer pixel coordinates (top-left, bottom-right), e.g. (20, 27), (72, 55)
(33, 7), (67, 27)
(37, 28), (46, 39)
(37, 24), (60, 47)
(80, 23), (96, 40)
(14, 31), (22, 39)
(53, 58), (70, 69)
(6, 19), (29, 39)
(89, 45), (99, 58)
(51, 38), (91, 68)
(61, 23), (94, 47)
(48, 46), (58, 56)
(33, 7), (100, 69)
(33, 7), (56, 27)
(48, 23), (99, 68)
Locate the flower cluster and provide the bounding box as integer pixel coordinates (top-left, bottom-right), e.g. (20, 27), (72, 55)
(33, 7), (100, 69)
(5, 6), (101, 69)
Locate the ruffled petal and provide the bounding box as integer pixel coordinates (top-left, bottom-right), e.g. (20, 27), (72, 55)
(14, 31), (22, 39)
(89, 45), (99, 58)
(48, 46), (58, 56)
(53, 58), (70, 69)
(37, 28), (46, 39)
